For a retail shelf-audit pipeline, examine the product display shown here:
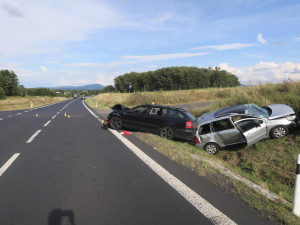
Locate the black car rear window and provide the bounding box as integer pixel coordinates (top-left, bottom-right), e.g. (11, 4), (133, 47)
(183, 111), (195, 121)
(169, 109), (185, 119)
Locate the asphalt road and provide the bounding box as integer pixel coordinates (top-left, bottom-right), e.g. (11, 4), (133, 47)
(0, 99), (274, 225)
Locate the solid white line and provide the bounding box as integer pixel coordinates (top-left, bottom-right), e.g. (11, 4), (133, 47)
(26, 130), (42, 143)
(52, 115), (57, 119)
(43, 120), (51, 127)
(82, 101), (237, 225)
(0, 153), (20, 176)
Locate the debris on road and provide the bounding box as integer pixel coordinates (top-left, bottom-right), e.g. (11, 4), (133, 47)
(120, 131), (131, 135)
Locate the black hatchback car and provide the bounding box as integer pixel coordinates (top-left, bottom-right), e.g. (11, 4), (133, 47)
(106, 104), (197, 140)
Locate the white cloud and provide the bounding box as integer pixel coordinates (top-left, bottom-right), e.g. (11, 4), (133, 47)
(39, 66), (49, 72)
(67, 52), (209, 68)
(243, 51), (263, 58)
(0, 1), (125, 54)
(295, 37), (300, 42)
(219, 61), (300, 84)
(146, 65), (158, 69)
(0, 2), (24, 17)
(190, 43), (256, 51)
(57, 71), (112, 86)
(257, 33), (267, 44)
(123, 52), (209, 62)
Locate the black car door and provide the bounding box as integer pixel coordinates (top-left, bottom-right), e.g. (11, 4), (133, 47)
(123, 105), (150, 130)
(144, 107), (166, 133)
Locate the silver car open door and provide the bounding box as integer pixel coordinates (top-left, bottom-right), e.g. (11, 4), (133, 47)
(235, 119), (267, 146)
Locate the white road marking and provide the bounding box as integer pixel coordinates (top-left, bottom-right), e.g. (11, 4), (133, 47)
(0, 118), (3, 120)
(52, 115), (57, 119)
(43, 120), (51, 127)
(0, 153), (20, 176)
(56, 112), (60, 115)
(82, 101), (237, 225)
(16, 113), (22, 115)
(24, 111), (29, 113)
(26, 130), (42, 143)
(7, 115), (13, 118)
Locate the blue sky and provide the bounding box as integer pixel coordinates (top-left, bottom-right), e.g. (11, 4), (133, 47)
(0, 0), (299, 88)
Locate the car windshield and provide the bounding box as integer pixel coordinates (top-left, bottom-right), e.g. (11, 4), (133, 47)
(214, 104), (270, 118)
(245, 104), (270, 118)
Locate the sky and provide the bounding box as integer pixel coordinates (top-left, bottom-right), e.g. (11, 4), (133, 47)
(0, 0), (300, 88)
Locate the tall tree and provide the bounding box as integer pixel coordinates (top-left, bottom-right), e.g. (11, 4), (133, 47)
(0, 70), (19, 96)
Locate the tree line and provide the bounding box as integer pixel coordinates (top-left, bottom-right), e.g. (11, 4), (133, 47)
(0, 70), (102, 99)
(108, 66), (240, 93)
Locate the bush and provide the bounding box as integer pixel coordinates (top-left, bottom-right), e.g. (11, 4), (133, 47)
(0, 87), (5, 99)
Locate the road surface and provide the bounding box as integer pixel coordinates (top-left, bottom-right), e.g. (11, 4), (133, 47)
(0, 99), (273, 224)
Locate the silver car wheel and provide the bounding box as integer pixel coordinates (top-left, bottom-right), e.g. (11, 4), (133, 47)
(272, 126), (287, 138)
(204, 143), (219, 155)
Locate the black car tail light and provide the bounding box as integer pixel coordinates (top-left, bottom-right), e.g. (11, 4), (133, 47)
(186, 121), (192, 128)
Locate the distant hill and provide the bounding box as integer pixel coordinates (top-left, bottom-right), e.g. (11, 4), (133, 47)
(49, 84), (104, 90)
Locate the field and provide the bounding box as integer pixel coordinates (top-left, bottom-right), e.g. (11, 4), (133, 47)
(0, 96), (68, 111)
(91, 81), (300, 224)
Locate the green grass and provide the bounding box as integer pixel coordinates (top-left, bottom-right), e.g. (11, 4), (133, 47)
(92, 87), (233, 107)
(0, 96), (68, 111)
(85, 97), (109, 109)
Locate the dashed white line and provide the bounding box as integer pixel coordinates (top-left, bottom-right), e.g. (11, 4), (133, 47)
(43, 120), (51, 127)
(0, 153), (20, 176)
(26, 130), (42, 143)
(16, 113), (22, 115)
(82, 101), (237, 225)
(7, 115), (12, 118)
(0, 118), (3, 121)
(24, 111), (29, 113)
(52, 115), (57, 119)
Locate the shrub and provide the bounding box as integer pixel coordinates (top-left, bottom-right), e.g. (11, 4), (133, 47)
(0, 87), (5, 100)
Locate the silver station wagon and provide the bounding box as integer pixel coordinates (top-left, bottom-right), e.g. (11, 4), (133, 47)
(195, 104), (297, 154)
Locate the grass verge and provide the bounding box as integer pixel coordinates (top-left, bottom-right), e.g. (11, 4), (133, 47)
(85, 97), (110, 109)
(0, 96), (68, 111)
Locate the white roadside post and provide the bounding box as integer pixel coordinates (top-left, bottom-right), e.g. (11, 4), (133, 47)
(31, 101), (33, 108)
(293, 154), (300, 216)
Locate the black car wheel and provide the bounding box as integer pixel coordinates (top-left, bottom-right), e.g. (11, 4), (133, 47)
(159, 126), (175, 140)
(204, 143), (219, 155)
(270, 125), (288, 139)
(110, 116), (123, 130)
